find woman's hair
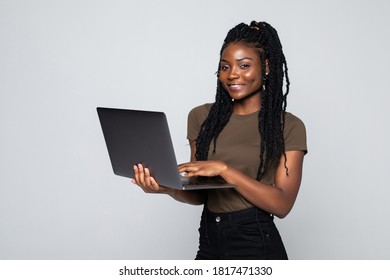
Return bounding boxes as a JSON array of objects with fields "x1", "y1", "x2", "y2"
[{"x1": 195, "y1": 21, "x2": 290, "y2": 180}]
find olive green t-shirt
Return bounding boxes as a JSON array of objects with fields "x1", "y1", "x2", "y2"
[{"x1": 187, "y1": 103, "x2": 307, "y2": 213}]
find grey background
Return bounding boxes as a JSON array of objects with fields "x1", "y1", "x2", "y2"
[{"x1": 1, "y1": 0, "x2": 389, "y2": 259}]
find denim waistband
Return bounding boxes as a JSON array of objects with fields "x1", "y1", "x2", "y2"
[{"x1": 204, "y1": 206, "x2": 273, "y2": 223}]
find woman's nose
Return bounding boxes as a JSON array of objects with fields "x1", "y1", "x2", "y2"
[{"x1": 227, "y1": 68, "x2": 239, "y2": 80}]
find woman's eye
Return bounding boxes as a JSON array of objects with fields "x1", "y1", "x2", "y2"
[
  {"x1": 220, "y1": 65, "x2": 229, "y2": 71},
  {"x1": 240, "y1": 64, "x2": 250, "y2": 69}
]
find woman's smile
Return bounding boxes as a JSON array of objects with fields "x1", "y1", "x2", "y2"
[{"x1": 227, "y1": 84, "x2": 245, "y2": 90}]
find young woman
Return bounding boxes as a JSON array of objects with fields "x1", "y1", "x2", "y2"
[{"x1": 132, "y1": 21, "x2": 307, "y2": 259}]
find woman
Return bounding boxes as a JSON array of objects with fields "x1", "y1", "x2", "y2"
[{"x1": 132, "y1": 21, "x2": 307, "y2": 259}]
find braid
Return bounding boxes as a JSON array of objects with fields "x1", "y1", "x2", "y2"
[
  {"x1": 196, "y1": 21, "x2": 290, "y2": 180},
  {"x1": 195, "y1": 79, "x2": 233, "y2": 160}
]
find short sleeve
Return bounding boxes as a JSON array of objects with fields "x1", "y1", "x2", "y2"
[
  {"x1": 187, "y1": 103, "x2": 213, "y2": 141},
  {"x1": 283, "y1": 112, "x2": 308, "y2": 154}
]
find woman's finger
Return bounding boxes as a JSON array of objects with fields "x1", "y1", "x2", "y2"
[
  {"x1": 144, "y1": 167, "x2": 152, "y2": 188},
  {"x1": 137, "y1": 163, "x2": 145, "y2": 186},
  {"x1": 178, "y1": 163, "x2": 199, "y2": 173},
  {"x1": 133, "y1": 164, "x2": 147, "y2": 189},
  {"x1": 133, "y1": 165, "x2": 140, "y2": 183}
]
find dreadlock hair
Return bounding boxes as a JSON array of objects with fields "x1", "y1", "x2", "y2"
[{"x1": 195, "y1": 21, "x2": 290, "y2": 180}]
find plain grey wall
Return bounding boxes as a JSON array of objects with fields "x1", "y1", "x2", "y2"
[{"x1": 1, "y1": 0, "x2": 389, "y2": 259}]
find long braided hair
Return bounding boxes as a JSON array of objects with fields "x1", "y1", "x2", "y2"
[{"x1": 195, "y1": 21, "x2": 290, "y2": 180}]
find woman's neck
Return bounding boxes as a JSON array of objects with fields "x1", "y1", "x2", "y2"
[{"x1": 232, "y1": 97, "x2": 262, "y2": 115}]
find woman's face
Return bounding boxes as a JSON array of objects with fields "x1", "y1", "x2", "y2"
[{"x1": 219, "y1": 42, "x2": 263, "y2": 103}]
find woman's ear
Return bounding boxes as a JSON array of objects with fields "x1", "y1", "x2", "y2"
[{"x1": 265, "y1": 59, "x2": 270, "y2": 75}]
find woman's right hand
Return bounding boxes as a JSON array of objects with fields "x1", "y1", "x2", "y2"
[
  {"x1": 131, "y1": 163, "x2": 171, "y2": 194},
  {"x1": 131, "y1": 163, "x2": 206, "y2": 205}
]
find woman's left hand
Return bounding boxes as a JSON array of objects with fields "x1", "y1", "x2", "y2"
[{"x1": 178, "y1": 160, "x2": 228, "y2": 177}]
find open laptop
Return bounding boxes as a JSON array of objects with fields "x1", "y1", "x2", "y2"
[{"x1": 97, "y1": 107, "x2": 235, "y2": 190}]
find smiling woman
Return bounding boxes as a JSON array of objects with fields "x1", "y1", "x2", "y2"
[
  {"x1": 132, "y1": 21, "x2": 307, "y2": 260},
  {"x1": 219, "y1": 42, "x2": 264, "y2": 114}
]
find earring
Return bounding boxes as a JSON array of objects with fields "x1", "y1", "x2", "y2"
[
  {"x1": 232, "y1": 98, "x2": 235, "y2": 102},
  {"x1": 263, "y1": 72, "x2": 268, "y2": 91}
]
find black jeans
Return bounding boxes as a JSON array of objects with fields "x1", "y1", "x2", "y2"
[{"x1": 195, "y1": 206, "x2": 288, "y2": 260}]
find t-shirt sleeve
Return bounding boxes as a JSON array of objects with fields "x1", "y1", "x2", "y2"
[
  {"x1": 187, "y1": 104, "x2": 212, "y2": 141},
  {"x1": 284, "y1": 113, "x2": 308, "y2": 154}
]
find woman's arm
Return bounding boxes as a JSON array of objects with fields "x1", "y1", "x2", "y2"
[
  {"x1": 131, "y1": 141, "x2": 207, "y2": 205},
  {"x1": 178, "y1": 150, "x2": 305, "y2": 218}
]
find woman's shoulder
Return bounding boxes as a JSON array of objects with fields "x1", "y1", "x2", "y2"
[
  {"x1": 283, "y1": 112, "x2": 307, "y2": 153},
  {"x1": 188, "y1": 103, "x2": 213, "y2": 119},
  {"x1": 187, "y1": 103, "x2": 213, "y2": 140},
  {"x1": 284, "y1": 112, "x2": 305, "y2": 128}
]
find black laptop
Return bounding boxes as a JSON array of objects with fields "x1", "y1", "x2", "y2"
[{"x1": 97, "y1": 107, "x2": 235, "y2": 190}]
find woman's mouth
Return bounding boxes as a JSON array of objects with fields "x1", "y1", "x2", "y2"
[{"x1": 227, "y1": 84, "x2": 245, "y2": 90}]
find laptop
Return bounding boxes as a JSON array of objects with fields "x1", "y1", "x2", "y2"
[{"x1": 97, "y1": 107, "x2": 235, "y2": 190}]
